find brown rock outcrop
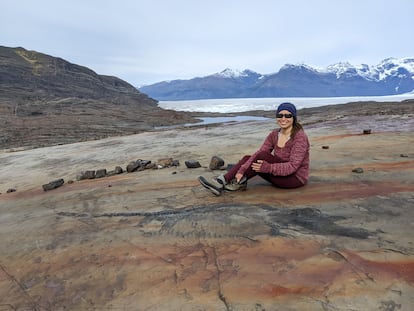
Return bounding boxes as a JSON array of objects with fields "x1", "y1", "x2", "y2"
[{"x1": 0, "y1": 46, "x2": 197, "y2": 150}]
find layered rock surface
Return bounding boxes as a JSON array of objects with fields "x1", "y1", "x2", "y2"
[{"x1": 0, "y1": 102, "x2": 413, "y2": 310}]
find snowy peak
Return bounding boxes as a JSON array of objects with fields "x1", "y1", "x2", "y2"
[
  {"x1": 326, "y1": 58, "x2": 414, "y2": 81},
  {"x1": 325, "y1": 62, "x2": 376, "y2": 80},
  {"x1": 279, "y1": 63, "x2": 318, "y2": 73},
  {"x1": 214, "y1": 68, "x2": 260, "y2": 79},
  {"x1": 326, "y1": 62, "x2": 359, "y2": 78},
  {"x1": 377, "y1": 57, "x2": 414, "y2": 71},
  {"x1": 374, "y1": 57, "x2": 414, "y2": 80}
]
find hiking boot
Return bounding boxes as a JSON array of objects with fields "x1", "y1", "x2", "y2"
[
  {"x1": 224, "y1": 176, "x2": 247, "y2": 191},
  {"x1": 215, "y1": 174, "x2": 227, "y2": 186},
  {"x1": 198, "y1": 176, "x2": 224, "y2": 196}
]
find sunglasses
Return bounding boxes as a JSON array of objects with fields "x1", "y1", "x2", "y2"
[{"x1": 276, "y1": 113, "x2": 293, "y2": 119}]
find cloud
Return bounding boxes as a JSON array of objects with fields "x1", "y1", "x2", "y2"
[{"x1": 1, "y1": 0, "x2": 413, "y2": 85}]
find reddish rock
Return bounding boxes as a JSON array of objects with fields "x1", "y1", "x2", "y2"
[{"x1": 0, "y1": 102, "x2": 413, "y2": 310}]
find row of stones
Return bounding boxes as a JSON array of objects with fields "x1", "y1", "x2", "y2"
[{"x1": 2, "y1": 156, "x2": 226, "y2": 194}]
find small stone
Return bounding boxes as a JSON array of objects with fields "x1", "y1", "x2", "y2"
[
  {"x1": 77, "y1": 170, "x2": 95, "y2": 180},
  {"x1": 352, "y1": 167, "x2": 364, "y2": 174},
  {"x1": 85, "y1": 170, "x2": 96, "y2": 179},
  {"x1": 322, "y1": 145, "x2": 330, "y2": 149},
  {"x1": 126, "y1": 161, "x2": 140, "y2": 172},
  {"x1": 185, "y1": 160, "x2": 201, "y2": 168},
  {"x1": 42, "y1": 178, "x2": 64, "y2": 191},
  {"x1": 139, "y1": 160, "x2": 152, "y2": 167},
  {"x1": 209, "y1": 156, "x2": 225, "y2": 170},
  {"x1": 157, "y1": 158, "x2": 174, "y2": 168},
  {"x1": 145, "y1": 163, "x2": 157, "y2": 169},
  {"x1": 95, "y1": 169, "x2": 107, "y2": 178},
  {"x1": 108, "y1": 166, "x2": 124, "y2": 176}
]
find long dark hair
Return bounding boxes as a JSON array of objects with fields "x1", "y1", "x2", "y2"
[{"x1": 291, "y1": 116, "x2": 303, "y2": 138}]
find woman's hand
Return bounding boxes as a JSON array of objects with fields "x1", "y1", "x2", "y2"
[
  {"x1": 235, "y1": 173, "x2": 244, "y2": 183},
  {"x1": 251, "y1": 160, "x2": 264, "y2": 172}
]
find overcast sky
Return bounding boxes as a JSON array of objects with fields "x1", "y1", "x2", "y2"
[{"x1": 1, "y1": 0, "x2": 413, "y2": 86}]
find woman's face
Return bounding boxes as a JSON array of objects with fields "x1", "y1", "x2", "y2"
[{"x1": 276, "y1": 109, "x2": 294, "y2": 130}]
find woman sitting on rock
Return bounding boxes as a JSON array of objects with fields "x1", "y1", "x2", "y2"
[{"x1": 198, "y1": 102, "x2": 310, "y2": 196}]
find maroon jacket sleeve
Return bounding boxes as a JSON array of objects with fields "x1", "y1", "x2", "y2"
[{"x1": 237, "y1": 130, "x2": 277, "y2": 175}]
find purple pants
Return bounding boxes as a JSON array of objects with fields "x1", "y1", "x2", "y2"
[{"x1": 224, "y1": 151, "x2": 304, "y2": 189}]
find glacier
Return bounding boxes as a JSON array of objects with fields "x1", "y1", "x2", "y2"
[{"x1": 159, "y1": 94, "x2": 414, "y2": 113}]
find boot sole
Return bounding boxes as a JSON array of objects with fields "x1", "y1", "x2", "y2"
[{"x1": 198, "y1": 176, "x2": 222, "y2": 196}]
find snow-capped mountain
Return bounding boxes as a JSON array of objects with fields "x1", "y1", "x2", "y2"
[
  {"x1": 324, "y1": 57, "x2": 414, "y2": 81},
  {"x1": 213, "y1": 68, "x2": 261, "y2": 79},
  {"x1": 325, "y1": 62, "x2": 365, "y2": 79},
  {"x1": 139, "y1": 58, "x2": 414, "y2": 100}
]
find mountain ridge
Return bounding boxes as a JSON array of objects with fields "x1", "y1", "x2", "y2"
[
  {"x1": 0, "y1": 46, "x2": 196, "y2": 150},
  {"x1": 0, "y1": 45, "x2": 154, "y2": 103},
  {"x1": 139, "y1": 57, "x2": 414, "y2": 100}
]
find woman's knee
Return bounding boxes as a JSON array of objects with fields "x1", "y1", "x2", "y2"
[
  {"x1": 237, "y1": 155, "x2": 252, "y2": 170},
  {"x1": 254, "y1": 151, "x2": 274, "y2": 162}
]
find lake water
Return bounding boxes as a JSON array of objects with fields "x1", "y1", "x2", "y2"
[
  {"x1": 186, "y1": 115, "x2": 271, "y2": 126},
  {"x1": 158, "y1": 94, "x2": 414, "y2": 113}
]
